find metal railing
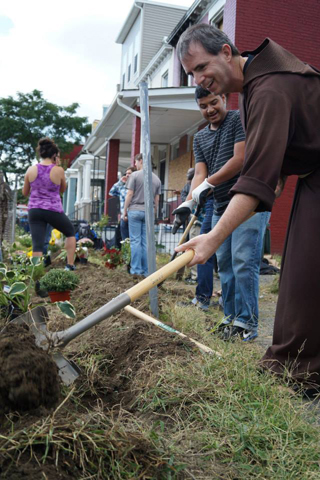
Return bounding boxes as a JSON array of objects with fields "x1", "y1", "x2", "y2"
[{"x1": 68, "y1": 189, "x2": 186, "y2": 254}]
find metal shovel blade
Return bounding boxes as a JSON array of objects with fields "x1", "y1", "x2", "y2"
[{"x1": 10, "y1": 305, "x2": 81, "y2": 385}]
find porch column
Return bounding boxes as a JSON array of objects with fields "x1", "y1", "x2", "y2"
[
  {"x1": 104, "y1": 139, "x2": 120, "y2": 215},
  {"x1": 83, "y1": 159, "x2": 92, "y2": 202},
  {"x1": 130, "y1": 106, "x2": 141, "y2": 165},
  {"x1": 65, "y1": 168, "x2": 77, "y2": 216},
  {"x1": 76, "y1": 168, "x2": 82, "y2": 206},
  {"x1": 82, "y1": 159, "x2": 92, "y2": 222}
]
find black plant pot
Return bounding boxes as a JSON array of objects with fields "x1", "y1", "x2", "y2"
[
  {"x1": 80, "y1": 258, "x2": 88, "y2": 264},
  {"x1": 35, "y1": 280, "x2": 49, "y2": 298}
]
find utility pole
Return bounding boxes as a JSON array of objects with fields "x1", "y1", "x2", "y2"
[{"x1": 139, "y1": 81, "x2": 159, "y2": 318}]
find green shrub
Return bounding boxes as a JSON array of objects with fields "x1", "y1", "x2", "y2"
[
  {"x1": 39, "y1": 268, "x2": 79, "y2": 292},
  {"x1": 97, "y1": 214, "x2": 109, "y2": 228},
  {"x1": 17, "y1": 234, "x2": 32, "y2": 248}
]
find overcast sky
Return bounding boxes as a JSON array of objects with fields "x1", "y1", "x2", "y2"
[{"x1": 0, "y1": 0, "x2": 193, "y2": 125}]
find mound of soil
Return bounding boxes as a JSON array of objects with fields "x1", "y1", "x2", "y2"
[
  {"x1": 73, "y1": 317, "x2": 195, "y2": 408},
  {"x1": 0, "y1": 324, "x2": 60, "y2": 413}
]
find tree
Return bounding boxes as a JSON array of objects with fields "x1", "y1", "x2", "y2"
[{"x1": 0, "y1": 90, "x2": 91, "y2": 180}]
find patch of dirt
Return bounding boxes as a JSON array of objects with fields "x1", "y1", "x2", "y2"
[
  {"x1": 0, "y1": 259, "x2": 233, "y2": 478},
  {"x1": 0, "y1": 323, "x2": 60, "y2": 414},
  {"x1": 70, "y1": 315, "x2": 195, "y2": 409}
]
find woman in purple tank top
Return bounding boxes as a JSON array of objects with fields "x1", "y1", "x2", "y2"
[{"x1": 22, "y1": 138, "x2": 76, "y2": 270}]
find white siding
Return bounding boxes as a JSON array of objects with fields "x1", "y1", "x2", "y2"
[
  {"x1": 149, "y1": 54, "x2": 171, "y2": 88},
  {"x1": 121, "y1": 13, "x2": 142, "y2": 88},
  {"x1": 141, "y1": 3, "x2": 186, "y2": 72}
]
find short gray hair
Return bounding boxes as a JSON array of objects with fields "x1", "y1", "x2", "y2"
[{"x1": 177, "y1": 24, "x2": 239, "y2": 61}]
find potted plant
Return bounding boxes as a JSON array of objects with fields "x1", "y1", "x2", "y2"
[{"x1": 39, "y1": 268, "x2": 79, "y2": 303}]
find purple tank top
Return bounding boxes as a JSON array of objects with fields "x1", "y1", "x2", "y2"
[{"x1": 28, "y1": 164, "x2": 64, "y2": 213}]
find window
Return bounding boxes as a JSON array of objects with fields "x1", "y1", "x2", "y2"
[
  {"x1": 122, "y1": 73, "x2": 125, "y2": 90},
  {"x1": 180, "y1": 64, "x2": 188, "y2": 86},
  {"x1": 216, "y1": 17, "x2": 223, "y2": 30},
  {"x1": 128, "y1": 64, "x2": 131, "y2": 82},
  {"x1": 134, "y1": 54, "x2": 138, "y2": 73},
  {"x1": 210, "y1": 12, "x2": 224, "y2": 30},
  {"x1": 161, "y1": 71, "x2": 168, "y2": 87}
]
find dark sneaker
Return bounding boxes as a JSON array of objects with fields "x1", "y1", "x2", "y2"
[
  {"x1": 223, "y1": 325, "x2": 258, "y2": 342},
  {"x1": 177, "y1": 297, "x2": 210, "y2": 312},
  {"x1": 190, "y1": 297, "x2": 210, "y2": 311},
  {"x1": 208, "y1": 322, "x2": 227, "y2": 335},
  {"x1": 43, "y1": 255, "x2": 51, "y2": 267},
  {"x1": 65, "y1": 264, "x2": 76, "y2": 271},
  {"x1": 184, "y1": 277, "x2": 197, "y2": 285}
]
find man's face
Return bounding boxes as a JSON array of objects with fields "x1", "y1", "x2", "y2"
[
  {"x1": 135, "y1": 159, "x2": 143, "y2": 170},
  {"x1": 181, "y1": 42, "x2": 234, "y2": 95},
  {"x1": 197, "y1": 93, "x2": 227, "y2": 127},
  {"x1": 125, "y1": 169, "x2": 133, "y2": 181}
]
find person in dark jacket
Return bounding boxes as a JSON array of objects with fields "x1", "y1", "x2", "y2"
[
  {"x1": 175, "y1": 23, "x2": 320, "y2": 397},
  {"x1": 180, "y1": 168, "x2": 195, "y2": 202}
]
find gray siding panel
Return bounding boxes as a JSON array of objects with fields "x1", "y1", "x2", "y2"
[{"x1": 141, "y1": 4, "x2": 186, "y2": 71}]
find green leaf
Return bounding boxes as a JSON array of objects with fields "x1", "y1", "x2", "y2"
[
  {"x1": 0, "y1": 268, "x2": 7, "y2": 277},
  {"x1": 56, "y1": 301, "x2": 76, "y2": 319},
  {"x1": 31, "y1": 257, "x2": 41, "y2": 266},
  {"x1": 6, "y1": 271, "x2": 16, "y2": 279},
  {"x1": 9, "y1": 282, "x2": 28, "y2": 295},
  {"x1": 0, "y1": 263, "x2": 6, "y2": 269}
]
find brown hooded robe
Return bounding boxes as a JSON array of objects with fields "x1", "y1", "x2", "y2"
[{"x1": 230, "y1": 39, "x2": 320, "y2": 386}]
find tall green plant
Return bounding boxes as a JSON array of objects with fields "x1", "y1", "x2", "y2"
[{"x1": 0, "y1": 257, "x2": 41, "y2": 313}]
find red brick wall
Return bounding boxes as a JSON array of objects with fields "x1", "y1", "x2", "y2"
[
  {"x1": 104, "y1": 139, "x2": 119, "y2": 215},
  {"x1": 223, "y1": 0, "x2": 320, "y2": 252}
]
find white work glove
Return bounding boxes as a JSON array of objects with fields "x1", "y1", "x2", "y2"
[
  {"x1": 171, "y1": 199, "x2": 195, "y2": 234},
  {"x1": 192, "y1": 179, "x2": 214, "y2": 207}
]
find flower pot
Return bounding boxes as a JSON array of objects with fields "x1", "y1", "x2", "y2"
[{"x1": 48, "y1": 291, "x2": 71, "y2": 303}]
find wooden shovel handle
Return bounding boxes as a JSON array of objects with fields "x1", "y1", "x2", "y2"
[
  {"x1": 124, "y1": 305, "x2": 221, "y2": 357},
  {"x1": 126, "y1": 249, "x2": 194, "y2": 302}
]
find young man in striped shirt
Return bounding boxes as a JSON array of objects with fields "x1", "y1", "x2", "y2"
[{"x1": 174, "y1": 86, "x2": 269, "y2": 341}]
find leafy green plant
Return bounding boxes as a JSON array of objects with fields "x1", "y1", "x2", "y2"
[
  {"x1": 120, "y1": 238, "x2": 131, "y2": 265},
  {"x1": 0, "y1": 257, "x2": 42, "y2": 314},
  {"x1": 17, "y1": 234, "x2": 32, "y2": 248},
  {"x1": 97, "y1": 214, "x2": 109, "y2": 229},
  {"x1": 102, "y1": 248, "x2": 123, "y2": 269},
  {"x1": 39, "y1": 268, "x2": 79, "y2": 292}
]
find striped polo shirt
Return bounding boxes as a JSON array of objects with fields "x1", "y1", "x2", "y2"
[{"x1": 193, "y1": 110, "x2": 245, "y2": 215}]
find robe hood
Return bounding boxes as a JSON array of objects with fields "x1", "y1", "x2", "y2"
[{"x1": 241, "y1": 38, "x2": 320, "y2": 87}]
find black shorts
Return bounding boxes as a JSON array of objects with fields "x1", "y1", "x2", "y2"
[{"x1": 28, "y1": 208, "x2": 75, "y2": 252}]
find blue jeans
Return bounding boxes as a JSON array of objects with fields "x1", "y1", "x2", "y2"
[
  {"x1": 195, "y1": 198, "x2": 216, "y2": 306},
  {"x1": 212, "y1": 211, "x2": 270, "y2": 332},
  {"x1": 128, "y1": 210, "x2": 148, "y2": 275},
  {"x1": 120, "y1": 218, "x2": 129, "y2": 241}
]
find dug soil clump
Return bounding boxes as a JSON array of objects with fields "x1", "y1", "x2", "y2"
[{"x1": 0, "y1": 324, "x2": 60, "y2": 413}]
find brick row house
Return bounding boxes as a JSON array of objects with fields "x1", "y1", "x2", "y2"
[{"x1": 66, "y1": 0, "x2": 320, "y2": 253}]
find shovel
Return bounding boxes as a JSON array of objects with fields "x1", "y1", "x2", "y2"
[
  {"x1": 11, "y1": 250, "x2": 195, "y2": 385},
  {"x1": 158, "y1": 204, "x2": 201, "y2": 288}
]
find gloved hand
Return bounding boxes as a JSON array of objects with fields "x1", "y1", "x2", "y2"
[
  {"x1": 192, "y1": 179, "x2": 214, "y2": 207},
  {"x1": 171, "y1": 199, "x2": 195, "y2": 234}
]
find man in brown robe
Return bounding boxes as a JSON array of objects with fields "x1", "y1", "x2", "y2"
[{"x1": 175, "y1": 24, "x2": 320, "y2": 396}]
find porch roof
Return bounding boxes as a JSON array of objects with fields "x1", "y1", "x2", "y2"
[{"x1": 82, "y1": 86, "x2": 203, "y2": 159}]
